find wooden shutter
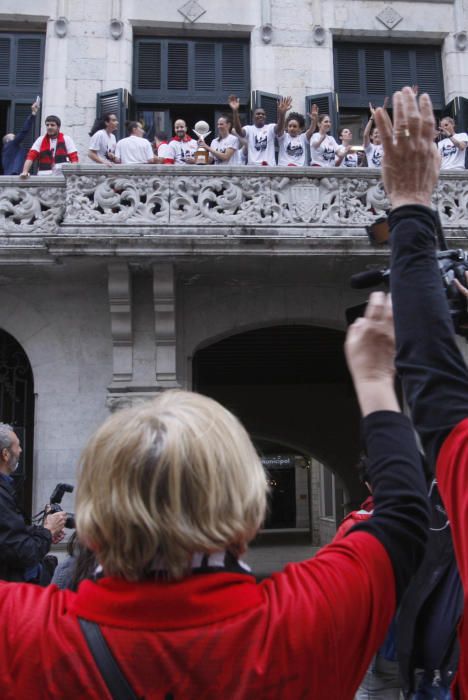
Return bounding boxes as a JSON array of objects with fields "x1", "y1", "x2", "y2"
[
  {"x1": 133, "y1": 37, "x2": 249, "y2": 104},
  {"x1": 222, "y1": 43, "x2": 248, "y2": 95},
  {"x1": 415, "y1": 48, "x2": 444, "y2": 109},
  {"x1": 0, "y1": 37, "x2": 10, "y2": 88},
  {"x1": 167, "y1": 42, "x2": 189, "y2": 91},
  {"x1": 389, "y1": 46, "x2": 413, "y2": 94},
  {"x1": 364, "y1": 46, "x2": 386, "y2": 96},
  {"x1": 136, "y1": 41, "x2": 161, "y2": 91},
  {"x1": 305, "y1": 92, "x2": 339, "y2": 137},
  {"x1": 96, "y1": 89, "x2": 132, "y2": 140},
  {"x1": 194, "y1": 42, "x2": 216, "y2": 92},
  {"x1": 252, "y1": 90, "x2": 280, "y2": 124},
  {"x1": 15, "y1": 37, "x2": 43, "y2": 90},
  {"x1": 334, "y1": 44, "x2": 360, "y2": 95}
]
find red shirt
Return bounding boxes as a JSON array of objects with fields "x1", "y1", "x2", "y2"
[
  {"x1": 436, "y1": 418, "x2": 468, "y2": 700},
  {"x1": 0, "y1": 531, "x2": 394, "y2": 699}
]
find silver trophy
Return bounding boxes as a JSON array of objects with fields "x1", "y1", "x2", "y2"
[{"x1": 193, "y1": 120, "x2": 212, "y2": 164}]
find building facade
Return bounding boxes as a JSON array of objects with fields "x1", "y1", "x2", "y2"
[{"x1": 1, "y1": 0, "x2": 468, "y2": 549}]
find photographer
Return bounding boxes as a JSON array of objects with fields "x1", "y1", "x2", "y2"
[
  {"x1": 374, "y1": 87, "x2": 468, "y2": 697},
  {"x1": 0, "y1": 423, "x2": 66, "y2": 583}
]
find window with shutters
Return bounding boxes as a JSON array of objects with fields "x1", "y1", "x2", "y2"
[
  {"x1": 334, "y1": 41, "x2": 444, "y2": 110},
  {"x1": 133, "y1": 37, "x2": 250, "y2": 104},
  {"x1": 0, "y1": 32, "x2": 45, "y2": 168}
]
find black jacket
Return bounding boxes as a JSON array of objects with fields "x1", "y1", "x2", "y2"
[{"x1": 0, "y1": 476, "x2": 52, "y2": 582}]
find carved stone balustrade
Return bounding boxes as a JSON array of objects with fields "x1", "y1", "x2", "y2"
[{"x1": 0, "y1": 165, "x2": 467, "y2": 262}]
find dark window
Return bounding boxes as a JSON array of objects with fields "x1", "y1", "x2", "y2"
[
  {"x1": 334, "y1": 41, "x2": 444, "y2": 110},
  {"x1": 134, "y1": 37, "x2": 250, "y2": 104}
]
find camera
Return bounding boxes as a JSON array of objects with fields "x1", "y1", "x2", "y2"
[
  {"x1": 47, "y1": 483, "x2": 76, "y2": 529},
  {"x1": 349, "y1": 217, "x2": 468, "y2": 337}
]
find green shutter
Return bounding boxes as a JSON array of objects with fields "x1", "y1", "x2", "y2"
[{"x1": 0, "y1": 37, "x2": 10, "y2": 88}]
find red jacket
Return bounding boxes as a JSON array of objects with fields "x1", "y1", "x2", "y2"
[
  {"x1": 0, "y1": 530, "x2": 394, "y2": 699},
  {"x1": 436, "y1": 418, "x2": 468, "y2": 700},
  {"x1": 333, "y1": 496, "x2": 374, "y2": 541}
]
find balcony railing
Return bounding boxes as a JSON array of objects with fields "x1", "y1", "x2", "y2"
[{"x1": 0, "y1": 165, "x2": 467, "y2": 260}]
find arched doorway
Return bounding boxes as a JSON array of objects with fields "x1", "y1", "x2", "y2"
[
  {"x1": 192, "y1": 324, "x2": 363, "y2": 541},
  {"x1": 0, "y1": 330, "x2": 35, "y2": 515}
]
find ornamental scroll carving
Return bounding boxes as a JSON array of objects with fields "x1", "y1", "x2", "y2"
[
  {"x1": 0, "y1": 186, "x2": 64, "y2": 233},
  {"x1": 0, "y1": 170, "x2": 467, "y2": 237}
]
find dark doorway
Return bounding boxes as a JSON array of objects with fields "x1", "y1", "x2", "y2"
[
  {"x1": 0, "y1": 330, "x2": 35, "y2": 515},
  {"x1": 193, "y1": 324, "x2": 362, "y2": 527}
]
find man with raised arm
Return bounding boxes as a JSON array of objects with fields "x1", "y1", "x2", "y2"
[
  {"x1": 375, "y1": 87, "x2": 468, "y2": 699},
  {"x1": 228, "y1": 94, "x2": 292, "y2": 166}
]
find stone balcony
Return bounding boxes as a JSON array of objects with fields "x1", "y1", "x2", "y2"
[{"x1": 0, "y1": 165, "x2": 467, "y2": 262}]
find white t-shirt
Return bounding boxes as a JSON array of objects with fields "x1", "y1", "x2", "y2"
[
  {"x1": 170, "y1": 137, "x2": 198, "y2": 164},
  {"x1": 244, "y1": 123, "x2": 277, "y2": 166},
  {"x1": 115, "y1": 135, "x2": 153, "y2": 164},
  {"x1": 210, "y1": 134, "x2": 241, "y2": 165},
  {"x1": 157, "y1": 142, "x2": 173, "y2": 162},
  {"x1": 438, "y1": 133, "x2": 468, "y2": 170},
  {"x1": 277, "y1": 133, "x2": 308, "y2": 166},
  {"x1": 30, "y1": 133, "x2": 78, "y2": 174},
  {"x1": 88, "y1": 129, "x2": 117, "y2": 160},
  {"x1": 310, "y1": 133, "x2": 338, "y2": 167},
  {"x1": 336, "y1": 148, "x2": 358, "y2": 168},
  {"x1": 365, "y1": 143, "x2": 383, "y2": 169}
]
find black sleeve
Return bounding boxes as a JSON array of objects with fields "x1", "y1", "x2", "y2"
[
  {"x1": 388, "y1": 205, "x2": 468, "y2": 468},
  {"x1": 0, "y1": 489, "x2": 51, "y2": 569},
  {"x1": 350, "y1": 411, "x2": 429, "y2": 602}
]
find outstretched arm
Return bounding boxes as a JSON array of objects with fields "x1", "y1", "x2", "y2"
[
  {"x1": 344, "y1": 292, "x2": 429, "y2": 600},
  {"x1": 275, "y1": 96, "x2": 292, "y2": 137},
  {"x1": 305, "y1": 103, "x2": 319, "y2": 141},
  {"x1": 228, "y1": 95, "x2": 246, "y2": 138}
]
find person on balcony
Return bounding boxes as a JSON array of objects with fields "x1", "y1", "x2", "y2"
[
  {"x1": 310, "y1": 113, "x2": 339, "y2": 167},
  {"x1": 87, "y1": 113, "x2": 118, "y2": 165},
  {"x1": 363, "y1": 103, "x2": 384, "y2": 169},
  {"x1": 437, "y1": 116, "x2": 468, "y2": 170},
  {"x1": 197, "y1": 115, "x2": 241, "y2": 165},
  {"x1": 228, "y1": 94, "x2": 291, "y2": 166},
  {"x1": 19, "y1": 114, "x2": 78, "y2": 177},
  {"x1": 154, "y1": 132, "x2": 173, "y2": 164},
  {"x1": 169, "y1": 119, "x2": 198, "y2": 164},
  {"x1": 1, "y1": 100, "x2": 39, "y2": 175},
  {"x1": 114, "y1": 121, "x2": 156, "y2": 164},
  {"x1": 276, "y1": 105, "x2": 318, "y2": 167},
  {"x1": 335, "y1": 127, "x2": 360, "y2": 168}
]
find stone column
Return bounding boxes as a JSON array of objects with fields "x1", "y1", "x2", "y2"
[{"x1": 153, "y1": 263, "x2": 179, "y2": 388}]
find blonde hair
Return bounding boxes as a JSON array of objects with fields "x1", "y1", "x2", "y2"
[{"x1": 76, "y1": 390, "x2": 267, "y2": 581}]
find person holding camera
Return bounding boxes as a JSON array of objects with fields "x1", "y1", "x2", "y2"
[
  {"x1": 374, "y1": 86, "x2": 468, "y2": 698},
  {"x1": 0, "y1": 423, "x2": 66, "y2": 583},
  {"x1": 437, "y1": 116, "x2": 468, "y2": 170}
]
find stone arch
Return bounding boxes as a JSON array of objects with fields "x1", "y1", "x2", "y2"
[
  {"x1": 192, "y1": 323, "x2": 365, "y2": 525},
  {"x1": 0, "y1": 329, "x2": 35, "y2": 514}
]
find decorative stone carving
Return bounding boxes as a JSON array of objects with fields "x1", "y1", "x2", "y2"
[
  {"x1": 107, "y1": 263, "x2": 133, "y2": 383},
  {"x1": 454, "y1": 31, "x2": 467, "y2": 51},
  {"x1": 110, "y1": 19, "x2": 124, "y2": 40},
  {"x1": 376, "y1": 6, "x2": 403, "y2": 29},
  {"x1": 312, "y1": 25, "x2": 326, "y2": 46},
  {"x1": 0, "y1": 185, "x2": 64, "y2": 233},
  {"x1": 0, "y1": 169, "x2": 467, "y2": 250},
  {"x1": 153, "y1": 264, "x2": 179, "y2": 386},
  {"x1": 64, "y1": 174, "x2": 170, "y2": 225},
  {"x1": 54, "y1": 16, "x2": 68, "y2": 38},
  {"x1": 178, "y1": 0, "x2": 206, "y2": 23}
]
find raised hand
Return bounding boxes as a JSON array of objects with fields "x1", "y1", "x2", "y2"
[
  {"x1": 278, "y1": 96, "x2": 292, "y2": 113},
  {"x1": 228, "y1": 94, "x2": 240, "y2": 112},
  {"x1": 374, "y1": 86, "x2": 441, "y2": 209}
]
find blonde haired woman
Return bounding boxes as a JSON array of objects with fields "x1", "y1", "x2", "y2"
[{"x1": 0, "y1": 312, "x2": 429, "y2": 699}]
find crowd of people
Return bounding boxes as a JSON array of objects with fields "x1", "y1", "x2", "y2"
[
  {"x1": 0, "y1": 86, "x2": 467, "y2": 698},
  {"x1": 1, "y1": 93, "x2": 467, "y2": 175}
]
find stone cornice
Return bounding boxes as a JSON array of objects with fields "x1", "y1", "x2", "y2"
[{"x1": 0, "y1": 165, "x2": 467, "y2": 262}]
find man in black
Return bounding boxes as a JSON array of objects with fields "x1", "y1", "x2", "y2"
[
  {"x1": 1, "y1": 100, "x2": 39, "y2": 175},
  {"x1": 0, "y1": 423, "x2": 66, "y2": 582}
]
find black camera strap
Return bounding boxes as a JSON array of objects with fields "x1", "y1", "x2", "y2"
[{"x1": 78, "y1": 617, "x2": 138, "y2": 700}]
